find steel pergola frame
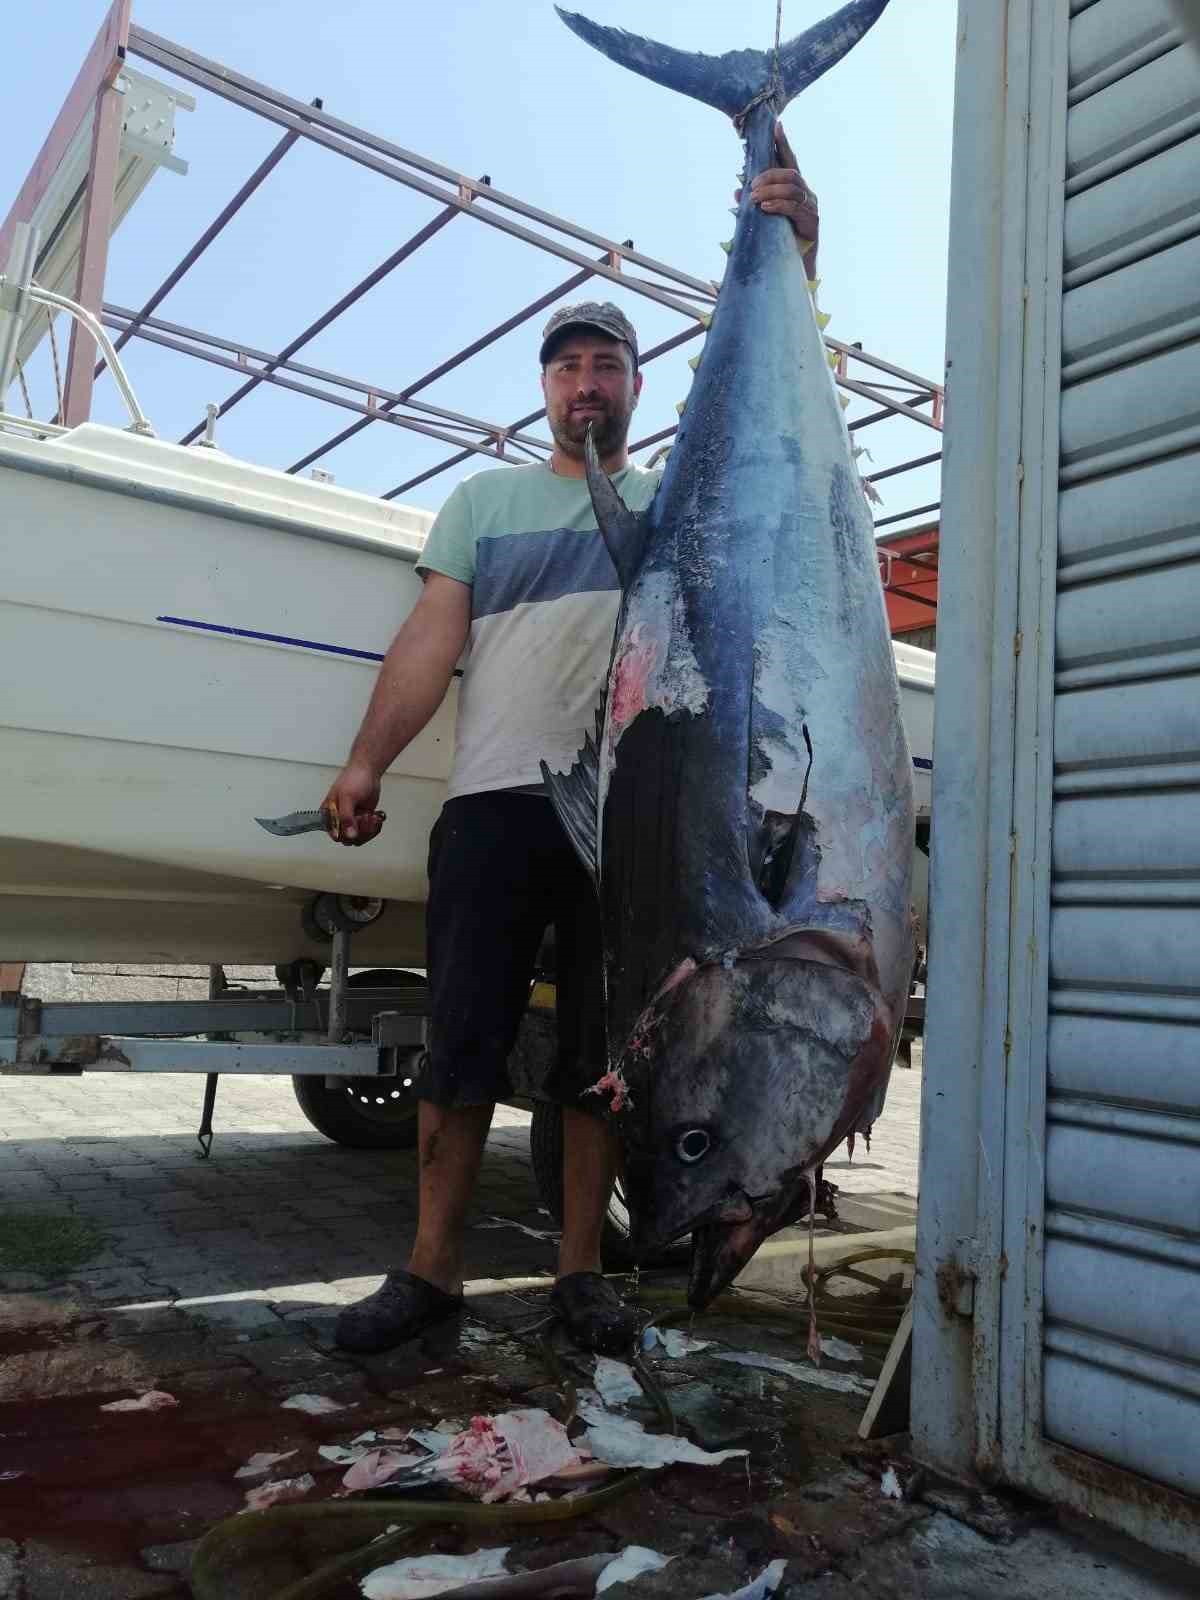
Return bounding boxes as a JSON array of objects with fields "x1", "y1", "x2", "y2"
[{"x1": 2, "y1": 0, "x2": 944, "y2": 571}]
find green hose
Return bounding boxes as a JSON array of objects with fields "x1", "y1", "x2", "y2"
[{"x1": 191, "y1": 1467, "x2": 650, "y2": 1600}]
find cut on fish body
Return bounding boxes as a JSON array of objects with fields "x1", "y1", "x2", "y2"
[{"x1": 547, "y1": 0, "x2": 911, "y2": 1307}]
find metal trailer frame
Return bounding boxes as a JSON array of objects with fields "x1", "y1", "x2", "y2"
[{"x1": 0, "y1": 2, "x2": 942, "y2": 1142}]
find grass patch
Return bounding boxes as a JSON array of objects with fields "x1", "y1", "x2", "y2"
[{"x1": 0, "y1": 1214, "x2": 109, "y2": 1277}]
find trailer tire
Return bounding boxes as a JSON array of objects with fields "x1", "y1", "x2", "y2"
[
  {"x1": 292, "y1": 969, "x2": 426, "y2": 1149},
  {"x1": 528, "y1": 1101, "x2": 690, "y2": 1269}
]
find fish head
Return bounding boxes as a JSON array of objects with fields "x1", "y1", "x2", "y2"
[{"x1": 618, "y1": 948, "x2": 892, "y2": 1306}]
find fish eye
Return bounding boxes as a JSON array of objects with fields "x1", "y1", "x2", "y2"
[{"x1": 676, "y1": 1128, "x2": 711, "y2": 1164}]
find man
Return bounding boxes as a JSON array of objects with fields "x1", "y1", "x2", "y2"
[{"x1": 323, "y1": 135, "x2": 819, "y2": 1355}]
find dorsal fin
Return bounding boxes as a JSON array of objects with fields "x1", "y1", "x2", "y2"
[{"x1": 583, "y1": 423, "x2": 648, "y2": 590}]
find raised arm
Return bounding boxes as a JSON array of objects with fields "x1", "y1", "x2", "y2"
[{"x1": 323, "y1": 571, "x2": 471, "y2": 845}]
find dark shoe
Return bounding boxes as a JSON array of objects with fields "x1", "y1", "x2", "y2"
[
  {"x1": 550, "y1": 1271, "x2": 640, "y2": 1356},
  {"x1": 334, "y1": 1269, "x2": 463, "y2": 1354}
]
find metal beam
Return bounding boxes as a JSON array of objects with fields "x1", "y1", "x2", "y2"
[
  {"x1": 94, "y1": 109, "x2": 316, "y2": 383},
  {"x1": 839, "y1": 376, "x2": 943, "y2": 433},
  {"x1": 287, "y1": 259, "x2": 603, "y2": 477},
  {"x1": 177, "y1": 197, "x2": 469, "y2": 444},
  {"x1": 0, "y1": 1036, "x2": 391, "y2": 1075},
  {"x1": 383, "y1": 320, "x2": 707, "y2": 500},
  {"x1": 104, "y1": 302, "x2": 551, "y2": 452},
  {"x1": 61, "y1": 71, "x2": 126, "y2": 424},
  {"x1": 0, "y1": 0, "x2": 131, "y2": 267},
  {"x1": 100, "y1": 310, "x2": 530, "y2": 466},
  {"x1": 127, "y1": 26, "x2": 719, "y2": 302},
  {"x1": 127, "y1": 28, "x2": 711, "y2": 326},
  {"x1": 874, "y1": 501, "x2": 941, "y2": 529},
  {"x1": 866, "y1": 450, "x2": 942, "y2": 486},
  {"x1": 884, "y1": 585, "x2": 938, "y2": 610},
  {"x1": 8, "y1": 989, "x2": 427, "y2": 1039}
]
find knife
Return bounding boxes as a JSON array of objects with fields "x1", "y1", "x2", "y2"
[{"x1": 254, "y1": 808, "x2": 386, "y2": 840}]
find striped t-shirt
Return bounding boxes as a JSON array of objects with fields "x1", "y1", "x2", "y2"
[{"x1": 416, "y1": 460, "x2": 661, "y2": 799}]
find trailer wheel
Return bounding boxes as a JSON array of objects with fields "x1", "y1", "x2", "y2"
[
  {"x1": 529, "y1": 1101, "x2": 689, "y2": 1269},
  {"x1": 292, "y1": 969, "x2": 426, "y2": 1149}
]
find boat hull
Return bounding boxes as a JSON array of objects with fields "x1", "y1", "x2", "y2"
[{"x1": 1, "y1": 424, "x2": 932, "y2": 965}]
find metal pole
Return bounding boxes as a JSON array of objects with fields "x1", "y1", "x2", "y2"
[
  {"x1": 61, "y1": 74, "x2": 126, "y2": 426},
  {"x1": 31, "y1": 286, "x2": 154, "y2": 433},
  {"x1": 327, "y1": 930, "x2": 351, "y2": 1043},
  {"x1": 0, "y1": 223, "x2": 40, "y2": 406}
]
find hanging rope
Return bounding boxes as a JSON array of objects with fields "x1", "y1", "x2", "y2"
[
  {"x1": 47, "y1": 315, "x2": 64, "y2": 418},
  {"x1": 14, "y1": 360, "x2": 34, "y2": 420},
  {"x1": 735, "y1": 0, "x2": 786, "y2": 129}
]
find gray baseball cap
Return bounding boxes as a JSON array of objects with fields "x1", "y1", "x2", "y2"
[{"x1": 539, "y1": 300, "x2": 640, "y2": 367}]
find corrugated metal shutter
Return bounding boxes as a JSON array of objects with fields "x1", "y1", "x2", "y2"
[
  {"x1": 913, "y1": 0, "x2": 1200, "y2": 1559},
  {"x1": 1046, "y1": 0, "x2": 1200, "y2": 1497}
]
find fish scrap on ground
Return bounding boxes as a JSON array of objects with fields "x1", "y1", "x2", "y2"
[
  {"x1": 281, "y1": 1392, "x2": 353, "y2": 1415},
  {"x1": 356, "y1": 1548, "x2": 788, "y2": 1599},
  {"x1": 99, "y1": 1389, "x2": 178, "y2": 1412},
  {"x1": 545, "y1": 0, "x2": 914, "y2": 1309},
  {"x1": 642, "y1": 1327, "x2": 714, "y2": 1358},
  {"x1": 235, "y1": 1449, "x2": 298, "y2": 1479},
  {"x1": 592, "y1": 1354, "x2": 642, "y2": 1407},
  {"x1": 575, "y1": 1395, "x2": 748, "y2": 1471},
  {"x1": 712, "y1": 1349, "x2": 872, "y2": 1396},
  {"x1": 242, "y1": 1472, "x2": 316, "y2": 1512}
]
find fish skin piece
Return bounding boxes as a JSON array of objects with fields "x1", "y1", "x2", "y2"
[
  {"x1": 99, "y1": 1390, "x2": 178, "y2": 1412},
  {"x1": 701, "y1": 1559, "x2": 790, "y2": 1600},
  {"x1": 241, "y1": 1473, "x2": 315, "y2": 1512},
  {"x1": 280, "y1": 1392, "x2": 350, "y2": 1415},
  {"x1": 548, "y1": 1, "x2": 910, "y2": 1310}
]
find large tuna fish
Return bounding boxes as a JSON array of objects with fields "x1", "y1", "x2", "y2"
[{"x1": 543, "y1": 0, "x2": 914, "y2": 1307}]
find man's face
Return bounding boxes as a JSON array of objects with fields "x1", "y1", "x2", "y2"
[{"x1": 541, "y1": 332, "x2": 643, "y2": 460}]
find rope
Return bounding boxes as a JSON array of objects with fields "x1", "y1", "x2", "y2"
[
  {"x1": 14, "y1": 360, "x2": 34, "y2": 419},
  {"x1": 735, "y1": 0, "x2": 786, "y2": 130},
  {"x1": 47, "y1": 315, "x2": 64, "y2": 416}
]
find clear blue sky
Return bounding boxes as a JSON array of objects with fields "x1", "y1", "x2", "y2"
[{"x1": 4, "y1": 0, "x2": 955, "y2": 522}]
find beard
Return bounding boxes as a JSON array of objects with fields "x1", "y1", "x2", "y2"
[{"x1": 548, "y1": 395, "x2": 634, "y2": 460}]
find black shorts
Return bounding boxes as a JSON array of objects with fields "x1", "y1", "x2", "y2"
[{"x1": 422, "y1": 791, "x2": 605, "y2": 1111}]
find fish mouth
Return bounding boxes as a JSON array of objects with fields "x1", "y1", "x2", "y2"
[
  {"x1": 687, "y1": 1210, "x2": 773, "y2": 1309},
  {"x1": 627, "y1": 1184, "x2": 769, "y2": 1308}
]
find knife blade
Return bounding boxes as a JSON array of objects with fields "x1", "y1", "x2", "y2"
[{"x1": 255, "y1": 809, "x2": 331, "y2": 838}]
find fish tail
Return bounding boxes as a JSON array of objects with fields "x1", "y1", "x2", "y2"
[{"x1": 555, "y1": 1, "x2": 889, "y2": 121}]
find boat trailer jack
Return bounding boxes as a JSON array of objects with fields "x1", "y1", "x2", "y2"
[{"x1": 193, "y1": 931, "x2": 357, "y2": 1157}]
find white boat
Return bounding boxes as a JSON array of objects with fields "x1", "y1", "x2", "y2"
[{"x1": 1, "y1": 419, "x2": 934, "y2": 967}]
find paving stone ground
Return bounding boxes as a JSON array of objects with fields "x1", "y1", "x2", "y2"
[
  {"x1": 1, "y1": 1028, "x2": 1189, "y2": 1598},
  {"x1": 0, "y1": 983, "x2": 925, "y2": 1599},
  {"x1": 0, "y1": 997, "x2": 923, "y2": 1334}
]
